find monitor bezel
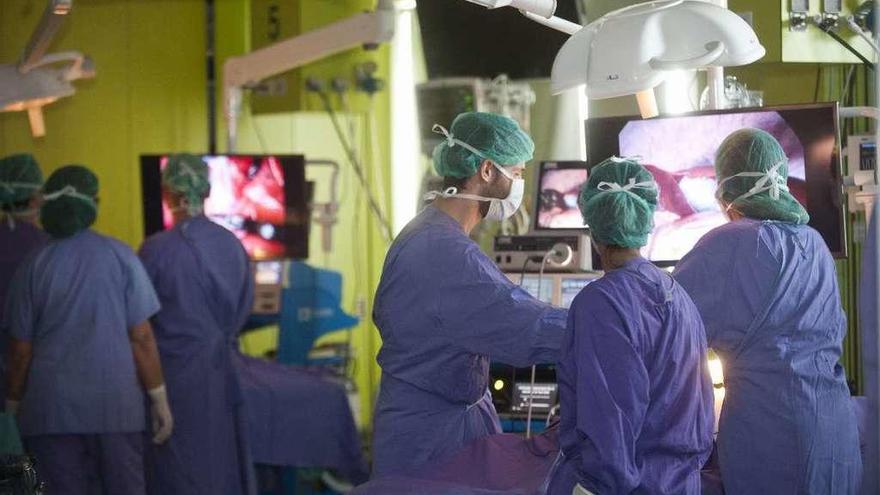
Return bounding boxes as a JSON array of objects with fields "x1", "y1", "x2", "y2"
[
  {"x1": 531, "y1": 160, "x2": 591, "y2": 234},
  {"x1": 140, "y1": 154, "x2": 309, "y2": 260},
  {"x1": 584, "y1": 102, "x2": 847, "y2": 265}
]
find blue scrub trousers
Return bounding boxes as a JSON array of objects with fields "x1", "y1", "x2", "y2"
[{"x1": 25, "y1": 432, "x2": 144, "y2": 495}]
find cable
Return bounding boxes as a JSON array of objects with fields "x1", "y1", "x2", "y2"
[
  {"x1": 519, "y1": 256, "x2": 531, "y2": 286},
  {"x1": 818, "y1": 24, "x2": 875, "y2": 69},
  {"x1": 525, "y1": 250, "x2": 554, "y2": 439},
  {"x1": 367, "y1": 97, "x2": 389, "y2": 225},
  {"x1": 847, "y1": 15, "x2": 880, "y2": 56},
  {"x1": 315, "y1": 90, "x2": 393, "y2": 241},
  {"x1": 249, "y1": 105, "x2": 269, "y2": 154}
]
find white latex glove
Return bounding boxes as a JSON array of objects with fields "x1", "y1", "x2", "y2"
[
  {"x1": 4, "y1": 400, "x2": 19, "y2": 416},
  {"x1": 147, "y1": 385, "x2": 173, "y2": 444}
]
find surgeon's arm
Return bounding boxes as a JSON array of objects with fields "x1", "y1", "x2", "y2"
[
  {"x1": 130, "y1": 320, "x2": 174, "y2": 444},
  {"x1": 440, "y1": 246, "x2": 567, "y2": 367},
  {"x1": 569, "y1": 293, "x2": 648, "y2": 494},
  {"x1": 4, "y1": 265, "x2": 35, "y2": 413},
  {"x1": 129, "y1": 321, "x2": 164, "y2": 390},
  {"x1": 6, "y1": 338, "x2": 33, "y2": 408}
]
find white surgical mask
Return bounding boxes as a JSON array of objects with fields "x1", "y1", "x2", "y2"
[{"x1": 425, "y1": 162, "x2": 524, "y2": 221}]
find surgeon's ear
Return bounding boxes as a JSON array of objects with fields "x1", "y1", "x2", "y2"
[{"x1": 479, "y1": 160, "x2": 495, "y2": 183}]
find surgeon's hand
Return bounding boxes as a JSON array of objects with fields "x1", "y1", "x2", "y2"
[{"x1": 148, "y1": 385, "x2": 174, "y2": 444}]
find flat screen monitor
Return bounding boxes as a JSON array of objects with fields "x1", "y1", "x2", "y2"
[
  {"x1": 141, "y1": 154, "x2": 309, "y2": 260},
  {"x1": 533, "y1": 161, "x2": 590, "y2": 231},
  {"x1": 514, "y1": 274, "x2": 555, "y2": 305},
  {"x1": 510, "y1": 382, "x2": 558, "y2": 415},
  {"x1": 586, "y1": 103, "x2": 845, "y2": 265}
]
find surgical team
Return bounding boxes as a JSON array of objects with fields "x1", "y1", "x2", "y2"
[
  {"x1": 1, "y1": 155, "x2": 252, "y2": 494},
  {"x1": 0, "y1": 111, "x2": 863, "y2": 494}
]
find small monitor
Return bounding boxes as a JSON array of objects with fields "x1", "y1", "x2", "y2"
[
  {"x1": 141, "y1": 154, "x2": 309, "y2": 260},
  {"x1": 587, "y1": 103, "x2": 845, "y2": 264},
  {"x1": 512, "y1": 274, "x2": 555, "y2": 305},
  {"x1": 510, "y1": 382, "x2": 558, "y2": 415},
  {"x1": 254, "y1": 261, "x2": 284, "y2": 286},
  {"x1": 533, "y1": 161, "x2": 590, "y2": 231},
  {"x1": 559, "y1": 276, "x2": 599, "y2": 309}
]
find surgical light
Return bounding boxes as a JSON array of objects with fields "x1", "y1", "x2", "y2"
[
  {"x1": 463, "y1": 0, "x2": 558, "y2": 19},
  {"x1": 0, "y1": 0, "x2": 95, "y2": 137},
  {"x1": 551, "y1": 1, "x2": 765, "y2": 117},
  {"x1": 465, "y1": 0, "x2": 765, "y2": 118}
]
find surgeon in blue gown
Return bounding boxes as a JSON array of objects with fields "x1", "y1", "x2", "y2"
[
  {"x1": 371, "y1": 112, "x2": 567, "y2": 478},
  {"x1": 674, "y1": 129, "x2": 862, "y2": 494},
  {"x1": 548, "y1": 157, "x2": 714, "y2": 495},
  {"x1": 0, "y1": 154, "x2": 48, "y2": 401},
  {"x1": 139, "y1": 154, "x2": 256, "y2": 495},
  {"x1": 5, "y1": 165, "x2": 173, "y2": 495}
]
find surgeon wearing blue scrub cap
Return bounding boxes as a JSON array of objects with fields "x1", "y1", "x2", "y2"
[
  {"x1": 370, "y1": 112, "x2": 567, "y2": 478},
  {"x1": 675, "y1": 129, "x2": 862, "y2": 494}
]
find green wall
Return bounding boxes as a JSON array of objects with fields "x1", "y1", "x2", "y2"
[
  {"x1": 0, "y1": 0, "x2": 208, "y2": 247},
  {"x1": 0, "y1": 0, "x2": 393, "y2": 428}
]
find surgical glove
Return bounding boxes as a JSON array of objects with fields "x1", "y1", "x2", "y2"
[
  {"x1": 148, "y1": 385, "x2": 174, "y2": 444},
  {"x1": 4, "y1": 400, "x2": 19, "y2": 416}
]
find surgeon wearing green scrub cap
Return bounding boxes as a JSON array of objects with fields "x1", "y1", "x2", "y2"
[
  {"x1": 162, "y1": 154, "x2": 210, "y2": 222},
  {"x1": 0, "y1": 153, "x2": 43, "y2": 224},
  {"x1": 426, "y1": 111, "x2": 534, "y2": 230},
  {"x1": 579, "y1": 157, "x2": 658, "y2": 270},
  {"x1": 370, "y1": 112, "x2": 568, "y2": 478},
  {"x1": 714, "y1": 127, "x2": 809, "y2": 224},
  {"x1": 41, "y1": 165, "x2": 99, "y2": 239}
]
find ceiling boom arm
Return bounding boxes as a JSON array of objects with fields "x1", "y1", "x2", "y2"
[
  {"x1": 223, "y1": 0, "x2": 395, "y2": 151},
  {"x1": 19, "y1": 0, "x2": 73, "y2": 73}
]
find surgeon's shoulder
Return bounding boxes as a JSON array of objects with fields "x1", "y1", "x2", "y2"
[
  {"x1": 687, "y1": 219, "x2": 761, "y2": 258},
  {"x1": 569, "y1": 277, "x2": 615, "y2": 315},
  {"x1": 139, "y1": 228, "x2": 175, "y2": 255},
  {"x1": 93, "y1": 231, "x2": 141, "y2": 263}
]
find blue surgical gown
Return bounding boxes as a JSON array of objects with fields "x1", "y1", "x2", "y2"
[
  {"x1": 860, "y1": 203, "x2": 878, "y2": 495},
  {"x1": 371, "y1": 206, "x2": 567, "y2": 478},
  {"x1": 139, "y1": 216, "x2": 255, "y2": 495},
  {"x1": 0, "y1": 221, "x2": 47, "y2": 400},
  {"x1": 4, "y1": 229, "x2": 160, "y2": 436},
  {"x1": 549, "y1": 258, "x2": 714, "y2": 495},
  {"x1": 674, "y1": 219, "x2": 862, "y2": 494},
  {"x1": 0, "y1": 221, "x2": 47, "y2": 325}
]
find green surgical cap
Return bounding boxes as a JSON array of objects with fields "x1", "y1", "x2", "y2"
[
  {"x1": 579, "y1": 157, "x2": 658, "y2": 249},
  {"x1": 432, "y1": 112, "x2": 535, "y2": 179},
  {"x1": 0, "y1": 154, "x2": 42, "y2": 210},
  {"x1": 715, "y1": 128, "x2": 809, "y2": 225},
  {"x1": 41, "y1": 165, "x2": 98, "y2": 239},
  {"x1": 162, "y1": 154, "x2": 210, "y2": 215}
]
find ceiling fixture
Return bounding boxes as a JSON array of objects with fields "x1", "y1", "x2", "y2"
[{"x1": 0, "y1": 0, "x2": 96, "y2": 137}]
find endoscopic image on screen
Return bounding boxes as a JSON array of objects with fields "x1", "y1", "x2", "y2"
[
  {"x1": 616, "y1": 111, "x2": 818, "y2": 262},
  {"x1": 537, "y1": 168, "x2": 589, "y2": 229},
  {"x1": 160, "y1": 155, "x2": 288, "y2": 259}
]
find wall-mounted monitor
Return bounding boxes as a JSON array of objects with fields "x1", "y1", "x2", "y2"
[
  {"x1": 141, "y1": 154, "x2": 309, "y2": 260},
  {"x1": 586, "y1": 103, "x2": 845, "y2": 265}
]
